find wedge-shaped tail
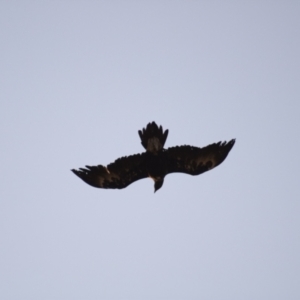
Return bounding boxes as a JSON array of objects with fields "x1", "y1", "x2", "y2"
[{"x1": 138, "y1": 121, "x2": 169, "y2": 153}]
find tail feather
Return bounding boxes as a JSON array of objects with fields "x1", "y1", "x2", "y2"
[{"x1": 138, "y1": 122, "x2": 169, "y2": 152}]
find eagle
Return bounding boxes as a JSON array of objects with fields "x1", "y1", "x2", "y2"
[{"x1": 72, "y1": 122, "x2": 235, "y2": 192}]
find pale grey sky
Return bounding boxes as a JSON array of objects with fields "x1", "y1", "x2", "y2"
[{"x1": 1, "y1": 1, "x2": 299, "y2": 299}]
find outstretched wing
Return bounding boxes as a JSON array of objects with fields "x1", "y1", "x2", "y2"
[
  {"x1": 165, "y1": 139, "x2": 235, "y2": 176},
  {"x1": 71, "y1": 152, "x2": 148, "y2": 189}
]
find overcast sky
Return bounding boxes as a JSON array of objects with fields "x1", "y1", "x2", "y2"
[{"x1": 1, "y1": 1, "x2": 299, "y2": 299}]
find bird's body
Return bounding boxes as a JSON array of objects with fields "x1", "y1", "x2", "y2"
[{"x1": 72, "y1": 122, "x2": 235, "y2": 192}]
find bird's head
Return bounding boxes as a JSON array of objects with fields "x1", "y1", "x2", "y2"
[{"x1": 154, "y1": 178, "x2": 164, "y2": 193}]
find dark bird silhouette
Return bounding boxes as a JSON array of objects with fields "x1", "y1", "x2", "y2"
[{"x1": 71, "y1": 122, "x2": 235, "y2": 192}]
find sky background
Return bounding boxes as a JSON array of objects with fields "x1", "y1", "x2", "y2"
[{"x1": 1, "y1": 1, "x2": 299, "y2": 299}]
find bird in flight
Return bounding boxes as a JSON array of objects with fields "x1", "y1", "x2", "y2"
[{"x1": 72, "y1": 122, "x2": 235, "y2": 192}]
